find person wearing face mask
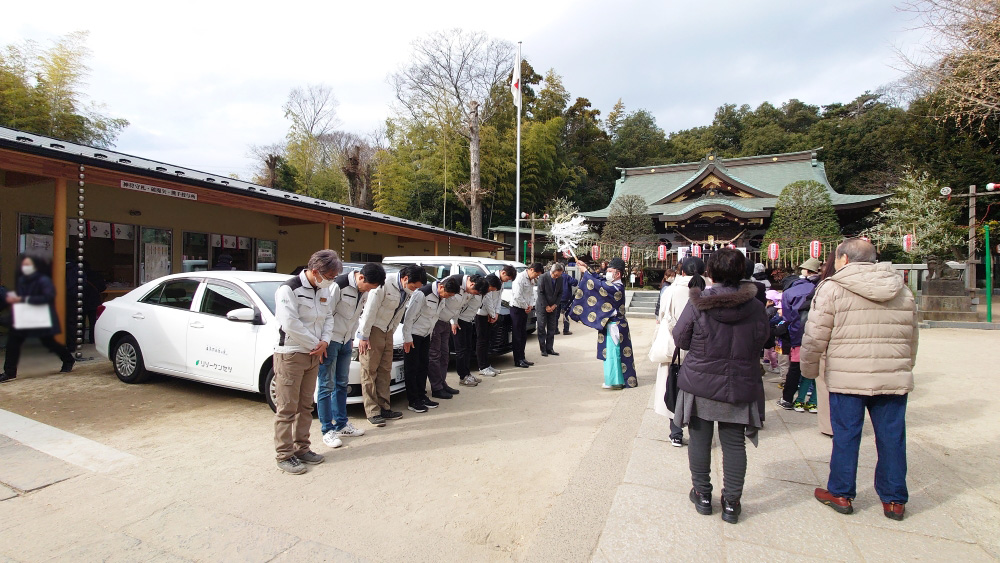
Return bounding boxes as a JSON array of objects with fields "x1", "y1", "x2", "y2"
[
  {"x1": 1, "y1": 255, "x2": 76, "y2": 384},
  {"x1": 510, "y1": 263, "x2": 543, "y2": 369},
  {"x1": 356, "y1": 265, "x2": 427, "y2": 419},
  {"x1": 271, "y1": 249, "x2": 342, "y2": 474},
  {"x1": 572, "y1": 258, "x2": 638, "y2": 390}
]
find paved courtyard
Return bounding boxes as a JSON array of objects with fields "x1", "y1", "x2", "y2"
[{"x1": 1, "y1": 324, "x2": 998, "y2": 562}]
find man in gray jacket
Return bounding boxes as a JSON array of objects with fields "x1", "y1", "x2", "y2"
[
  {"x1": 803, "y1": 238, "x2": 918, "y2": 521},
  {"x1": 272, "y1": 250, "x2": 341, "y2": 475},
  {"x1": 357, "y1": 265, "x2": 426, "y2": 426},
  {"x1": 535, "y1": 263, "x2": 564, "y2": 357}
]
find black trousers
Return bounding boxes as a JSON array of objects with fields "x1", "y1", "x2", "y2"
[
  {"x1": 560, "y1": 303, "x2": 572, "y2": 333},
  {"x1": 3, "y1": 331, "x2": 74, "y2": 377},
  {"x1": 536, "y1": 306, "x2": 558, "y2": 353},
  {"x1": 403, "y1": 334, "x2": 430, "y2": 405},
  {"x1": 510, "y1": 306, "x2": 528, "y2": 363},
  {"x1": 454, "y1": 319, "x2": 476, "y2": 377},
  {"x1": 474, "y1": 315, "x2": 493, "y2": 370},
  {"x1": 688, "y1": 416, "x2": 747, "y2": 503},
  {"x1": 783, "y1": 361, "x2": 802, "y2": 403},
  {"x1": 83, "y1": 309, "x2": 98, "y2": 344}
]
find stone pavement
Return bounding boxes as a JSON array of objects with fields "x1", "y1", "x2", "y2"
[{"x1": 589, "y1": 327, "x2": 1000, "y2": 562}]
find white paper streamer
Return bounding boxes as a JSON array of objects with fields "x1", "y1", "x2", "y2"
[{"x1": 549, "y1": 215, "x2": 589, "y2": 259}]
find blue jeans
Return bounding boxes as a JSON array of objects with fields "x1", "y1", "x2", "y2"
[
  {"x1": 828, "y1": 393, "x2": 908, "y2": 503},
  {"x1": 317, "y1": 340, "x2": 353, "y2": 434}
]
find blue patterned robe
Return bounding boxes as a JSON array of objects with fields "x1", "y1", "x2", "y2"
[{"x1": 568, "y1": 271, "x2": 638, "y2": 388}]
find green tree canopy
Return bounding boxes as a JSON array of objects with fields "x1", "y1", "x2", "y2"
[
  {"x1": 601, "y1": 194, "x2": 656, "y2": 246},
  {"x1": 763, "y1": 180, "x2": 842, "y2": 249}
]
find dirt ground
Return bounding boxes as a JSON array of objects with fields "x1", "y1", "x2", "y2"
[{"x1": 0, "y1": 322, "x2": 656, "y2": 561}]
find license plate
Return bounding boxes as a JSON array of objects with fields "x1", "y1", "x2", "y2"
[{"x1": 393, "y1": 366, "x2": 405, "y2": 383}]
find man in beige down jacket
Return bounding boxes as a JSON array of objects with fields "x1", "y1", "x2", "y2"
[{"x1": 800, "y1": 238, "x2": 918, "y2": 522}]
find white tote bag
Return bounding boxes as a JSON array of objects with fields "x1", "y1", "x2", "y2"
[
  {"x1": 12, "y1": 302, "x2": 53, "y2": 330},
  {"x1": 647, "y1": 321, "x2": 675, "y2": 364}
]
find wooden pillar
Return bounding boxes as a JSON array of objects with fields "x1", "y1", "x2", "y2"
[
  {"x1": 53, "y1": 178, "x2": 68, "y2": 345},
  {"x1": 434, "y1": 240, "x2": 439, "y2": 255},
  {"x1": 323, "y1": 222, "x2": 330, "y2": 249}
]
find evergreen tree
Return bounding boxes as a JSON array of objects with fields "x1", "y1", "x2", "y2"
[
  {"x1": 601, "y1": 194, "x2": 656, "y2": 246},
  {"x1": 763, "y1": 180, "x2": 842, "y2": 249}
]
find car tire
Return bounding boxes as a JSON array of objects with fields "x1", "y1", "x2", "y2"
[
  {"x1": 112, "y1": 335, "x2": 150, "y2": 384},
  {"x1": 264, "y1": 366, "x2": 278, "y2": 412}
]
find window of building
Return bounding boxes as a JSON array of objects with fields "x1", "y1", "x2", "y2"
[
  {"x1": 17, "y1": 214, "x2": 55, "y2": 258},
  {"x1": 256, "y1": 240, "x2": 277, "y2": 272},
  {"x1": 182, "y1": 232, "x2": 210, "y2": 272},
  {"x1": 350, "y1": 251, "x2": 383, "y2": 263},
  {"x1": 139, "y1": 227, "x2": 173, "y2": 284}
]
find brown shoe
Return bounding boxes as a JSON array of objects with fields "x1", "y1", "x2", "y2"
[
  {"x1": 882, "y1": 501, "x2": 905, "y2": 521},
  {"x1": 814, "y1": 488, "x2": 853, "y2": 514}
]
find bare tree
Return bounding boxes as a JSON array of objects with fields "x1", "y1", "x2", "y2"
[
  {"x1": 247, "y1": 143, "x2": 286, "y2": 188},
  {"x1": 391, "y1": 29, "x2": 514, "y2": 238},
  {"x1": 326, "y1": 131, "x2": 378, "y2": 210},
  {"x1": 284, "y1": 84, "x2": 340, "y2": 139},
  {"x1": 901, "y1": 0, "x2": 1000, "y2": 132}
]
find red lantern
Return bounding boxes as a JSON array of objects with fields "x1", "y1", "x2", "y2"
[
  {"x1": 902, "y1": 234, "x2": 914, "y2": 253},
  {"x1": 621, "y1": 245, "x2": 631, "y2": 262},
  {"x1": 810, "y1": 240, "x2": 821, "y2": 259},
  {"x1": 657, "y1": 244, "x2": 667, "y2": 261},
  {"x1": 767, "y1": 242, "x2": 779, "y2": 261},
  {"x1": 591, "y1": 245, "x2": 600, "y2": 260},
  {"x1": 691, "y1": 245, "x2": 702, "y2": 258}
]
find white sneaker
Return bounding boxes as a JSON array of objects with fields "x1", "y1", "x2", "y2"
[
  {"x1": 322, "y1": 431, "x2": 343, "y2": 449},
  {"x1": 335, "y1": 422, "x2": 366, "y2": 437},
  {"x1": 488, "y1": 366, "x2": 501, "y2": 375},
  {"x1": 479, "y1": 368, "x2": 497, "y2": 377},
  {"x1": 460, "y1": 375, "x2": 479, "y2": 386},
  {"x1": 471, "y1": 373, "x2": 483, "y2": 382}
]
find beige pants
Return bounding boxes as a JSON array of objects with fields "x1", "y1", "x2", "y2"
[
  {"x1": 361, "y1": 327, "x2": 394, "y2": 417},
  {"x1": 273, "y1": 352, "x2": 320, "y2": 461}
]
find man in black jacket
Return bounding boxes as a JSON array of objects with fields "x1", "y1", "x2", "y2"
[{"x1": 536, "y1": 263, "x2": 564, "y2": 357}]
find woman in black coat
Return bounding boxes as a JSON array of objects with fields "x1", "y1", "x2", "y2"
[
  {"x1": 671, "y1": 248, "x2": 769, "y2": 524},
  {"x1": 1, "y1": 255, "x2": 75, "y2": 383}
]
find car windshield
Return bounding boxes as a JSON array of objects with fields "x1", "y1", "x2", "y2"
[
  {"x1": 247, "y1": 281, "x2": 284, "y2": 314},
  {"x1": 486, "y1": 264, "x2": 526, "y2": 289}
]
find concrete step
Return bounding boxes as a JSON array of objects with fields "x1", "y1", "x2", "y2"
[
  {"x1": 628, "y1": 312, "x2": 656, "y2": 319},
  {"x1": 919, "y1": 311, "x2": 980, "y2": 322}
]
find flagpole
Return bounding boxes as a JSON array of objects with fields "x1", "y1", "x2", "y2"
[{"x1": 514, "y1": 41, "x2": 522, "y2": 263}]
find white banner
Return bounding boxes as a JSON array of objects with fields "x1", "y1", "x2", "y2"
[{"x1": 120, "y1": 180, "x2": 197, "y2": 201}]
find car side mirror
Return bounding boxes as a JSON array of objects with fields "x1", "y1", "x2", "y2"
[{"x1": 226, "y1": 308, "x2": 256, "y2": 323}]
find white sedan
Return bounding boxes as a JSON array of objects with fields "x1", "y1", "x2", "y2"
[{"x1": 94, "y1": 271, "x2": 406, "y2": 411}]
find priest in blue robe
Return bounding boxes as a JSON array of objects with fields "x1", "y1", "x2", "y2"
[{"x1": 570, "y1": 257, "x2": 638, "y2": 389}]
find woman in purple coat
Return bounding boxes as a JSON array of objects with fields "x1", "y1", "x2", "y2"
[{"x1": 672, "y1": 249, "x2": 769, "y2": 524}]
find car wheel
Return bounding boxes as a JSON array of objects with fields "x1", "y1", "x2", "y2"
[
  {"x1": 112, "y1": 335, "x2": 150, "y2": 383},
  {"x1": 264, "y1": 366, "x2": 278, "y2": 412}
]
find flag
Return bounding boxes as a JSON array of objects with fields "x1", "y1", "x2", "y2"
[{"x1": 510, "y1": 54, "x2": 521, "y2": 108}]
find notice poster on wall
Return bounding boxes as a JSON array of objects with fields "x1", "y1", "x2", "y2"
[
  {"x1": 144, "y1": 243, "x2": 170, "y2": 282},
  {"x1": 22, "y1": 234, "x2": 54, "y2": 258}
]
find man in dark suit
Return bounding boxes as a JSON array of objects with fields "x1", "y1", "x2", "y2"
[{"x1": 536, "y1": 263, "x2": 565, "y2": 357}]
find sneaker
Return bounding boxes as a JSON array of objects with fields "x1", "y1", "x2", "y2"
[
  {"x1": 381, "y1": 409, "x2": 403, "y2": 420},
  {"x1": 431, "y1": 390, "x2": 453, "y2": 400},
  {"x1": 276, "y1": 457, "x2": 306, "y2": 474},
  {"x1": 479, "y1": 368, "x2": 497, "y2": 377},
  {"x1": 368, "y1": 415, "x2": 386, "y2": 427},
  {"x1": 471, "y1": 373, "x2": 483, "y2": 383},
  {"x1": 460, "y1": 375, "x2": 479, "y2": 386},
  {"x1": 322, "y1": 431, "x2": 344, "y2": 449},
  {"x1": 487, "y1": 366, "x2": 502, "y2": 375},
  {"x1": 807, "y1": 403, "x2": 818, "y2": 414},
  {"x1": 0, "y1": 373, "x2": 16, "y2": 384},
  {"x1": 671, "y1": 437, "x2": 684, "y2": 448},
  {"x1": 794, "y1": 402, "x2": 806, "y2": 413},
  {"x1": 721, "y1": 496, "x2": 741, "y2": 524},
  {"x1": 562, "y1": 331, "x2": 572, "y2": 335},
  {"x1": 422, "y1": 398, "x2": 440, "y2": 408},
  {"x1": 297, "y1": 450, "x2": 325, "y2": 464},
  {"x1": 689, "y1": 488, "x2": 712, "y2": 515},
  {"x1": 408, "y1": 403, "x2": 429, "y2": 413},
  {"x1": 335, "y1": 422, "x2": 366, "y2": 437},
  {"x1": 776, "y1": 399, "x2": 794, "y2": 411},
  {"x1": 443, "y1": 385, "x2": 461, "y2": 395}
]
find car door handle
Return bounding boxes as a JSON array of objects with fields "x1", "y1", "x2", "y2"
[
  {"x1": 190, "y1": 321, "x2": 204, "y2": 329},
  {"x1": 132, "y1": 313, "x2": 145, "y2": 320}
]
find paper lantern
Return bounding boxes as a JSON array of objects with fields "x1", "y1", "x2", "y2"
[
  {"x1": 691, "y1": 245, "x2": 702, "y2": 258},
  {"x1": 902, "y1": 234, "x2": 914, "y2": 253},
  {"x1": 591, "y1": 245, "x2": 600, "y2": 260},
  {"x1": 767, "y1": 242, "x2": 779, "y2": 261},
  {"x1": 810, "y1": 240, "x2": 821, "y2": 259},
  {"x1": 621, "y1": 245, "x2": 631, "y2": 262},
  {"x1": 657, "y1": 244, "x2": 667, "y2": 261}
]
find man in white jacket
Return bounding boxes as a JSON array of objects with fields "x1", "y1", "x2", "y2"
[
  {"x1": 272, "y1": 250, "x2": 341, "y2": 475},
  {"x1": 356, "y1": 265, "x2": 426, "y2": 425}
]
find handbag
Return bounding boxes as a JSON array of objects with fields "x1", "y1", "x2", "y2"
[
  {"x1": 13, "y1": 302, "x2": 53, "y2": 330},
  {"x1": 647, "y1": 321, "x2": 674, "y2": 364},
  {"x1": 663, "y1": 348, "x2": 681, "y2": 413}
]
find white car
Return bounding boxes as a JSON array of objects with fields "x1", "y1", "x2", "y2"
[{"x1": 94, "y1": 271, "x2": 405, "y2": 411}]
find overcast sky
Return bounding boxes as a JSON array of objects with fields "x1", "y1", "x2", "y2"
[{"x1": 2, "y1": 0, "x2": 928, "y2": 180}]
